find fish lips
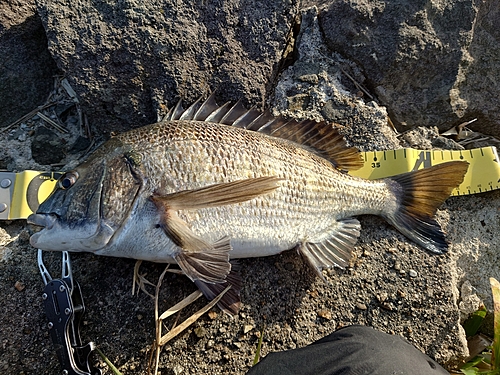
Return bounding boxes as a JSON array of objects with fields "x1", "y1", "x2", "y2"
[
  {"x1": 28, "y1": 213, "x2": 115, "y2": 252},
  {"x1": 27, "y1": 213, "x2": 57, "y2": 230},
  {"x1": 28, "y1": 213, "x2": 62, "y2": 250}
]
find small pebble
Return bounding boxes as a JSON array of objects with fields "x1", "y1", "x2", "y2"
[
  {"x1": 308, "y1": 289, "x2": 319, "y2": 298},
  {"x1": 243, "y1": 324, "x2": 254, "y2": 334},
  {"x1": 208, "y1": 310, "x2": 218, "y2": 320},
  {"x1": 172, "y1": 365, "x2": 184, "y2": 375},
  {"x1": 14, "y1": 281, "x2": 25, "y2": 292},
  {"x1": 194, "y1": 326, "x2": 206, "y2": 338},
  {"x1": 356, "y1": 303, "x2": 367, "y2": 310},
  {"x1": 377, "y1": 292, "x2": 388, "y2": 303},
  {"x1": 381, "y1": 302, "x2": 395, "y2": 311},
  {"x1": 298, "y1": 74, "x2": 319, "y2": 85},
  {"x1": 409, "y1": 269, "x2": 418, "y2": 278},
  {"x1": 317, "y1": 309, "x2": 332, "y2": 320}
]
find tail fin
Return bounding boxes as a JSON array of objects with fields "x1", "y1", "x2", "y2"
[{"x1": 384, "y1": 161, "x2": 468, "y2": 253}]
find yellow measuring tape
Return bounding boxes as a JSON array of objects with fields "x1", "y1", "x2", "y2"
[
  {"x1": 0, "y1": 146, "x2": 498, "y2": 220},
  {"x1": 348, "y1": 146, "x2": 500, "y2": 196}
]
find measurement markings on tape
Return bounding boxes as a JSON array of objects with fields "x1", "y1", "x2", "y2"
[{"x1": 349, "y1": 146, "x2": 500, "y2": 196}]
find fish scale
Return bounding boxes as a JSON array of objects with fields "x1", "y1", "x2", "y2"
[{"x1": 114, "y1": 120, "x2": 396, "y2": 258}]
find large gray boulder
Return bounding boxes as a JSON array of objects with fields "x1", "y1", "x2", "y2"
[
  {"x1": 319, "y1": 0, "x2": 500, "y2": 136},
  {"x1": 37, "y1": 0, "x2": 300, "y2": 133}
]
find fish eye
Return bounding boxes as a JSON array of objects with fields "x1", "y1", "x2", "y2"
[{"x1": 58, "y1": 171, "x2": 79, "y2": 190}]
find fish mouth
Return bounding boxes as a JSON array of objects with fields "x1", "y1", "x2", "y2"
[{"x1": 27, "y1": 213, "x2": 57, "y2": 230}]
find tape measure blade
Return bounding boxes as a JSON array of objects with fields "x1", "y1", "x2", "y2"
[
  {"x1": 349, "y1": 146, "x2": 500, "y2": 197},
  {"x1": 456, "y1": 146, "x2": 500, "y2": 196},
  {"x1": 351, "y1": 148, "x2": 431, "y2": 179}
]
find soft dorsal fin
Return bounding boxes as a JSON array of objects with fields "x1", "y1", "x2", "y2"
[{"x1": 163, "y1": 93, "x2": 363, "y2": 171}]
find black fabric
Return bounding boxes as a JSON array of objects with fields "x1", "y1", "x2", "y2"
[{"x1": 246, "y1": 325, "x2": 448, "y2": 375}]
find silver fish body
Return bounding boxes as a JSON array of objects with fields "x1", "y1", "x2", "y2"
[
  {"x1": 98, "y1": 120, "x2": 390, "y2": 260},
  {"x1": 28, "y1": 96, "x2": 468, "y2": 313}
]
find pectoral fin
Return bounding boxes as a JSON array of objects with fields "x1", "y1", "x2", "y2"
[
  {"x1": 153, "y1": 176, "x2": 282, "y2": 210},
  {"x1": 151, "y1": 176, "x2": 281, "y2": 284},
  {"x1": 152, "y1": 198, "x2": 231, "y2": 283},
  {"x1": 299, "y1": 218, "x2": 360, "y2": 280}
]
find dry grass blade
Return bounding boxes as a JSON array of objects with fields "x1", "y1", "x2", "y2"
[
  {"x1": 159, "y1": 290, "x2": 202, "y2": 320},
  {"x1": 490, "y1": 277, "x2": 500, "y2": 369},
  {"x1": 37, "y1": 112, "x2": 68, "y2": 133},
  {"x1": 132, "y1": 260, "x2": 156, "y2": 297},
  {"x1": 3, "y1": 102, "x2": 55, "y2": 132},
  {"x1": 147, "y1": 266, "x2": 230, "y2": 375},
  {"x1": 338, "y1": 66, "x2": 374, "y2": 101},
  {"x1": 158, "y1": 285, "x2": 231, "y2": 346},
  {"x1": 61, "y1": 78, "x2": 79, "y2": 103},
  {"x1": 152, "y1": 267, "x2": 170, "y2": 375}
]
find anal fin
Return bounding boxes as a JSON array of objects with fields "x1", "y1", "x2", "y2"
[{"x1": 299, "y1": 218, "x2": 360, "y2": 279}]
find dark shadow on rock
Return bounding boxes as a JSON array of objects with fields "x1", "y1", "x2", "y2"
[{"x1": 0, "y1": 13, "x2": 60, "y2": 128}]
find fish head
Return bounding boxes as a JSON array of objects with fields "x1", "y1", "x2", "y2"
[{"x1": 29, "y1": 138, "x2": 144, "y2": 252}]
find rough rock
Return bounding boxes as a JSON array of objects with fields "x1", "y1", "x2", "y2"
[
  {"x1": 31, "y1": 126, "x2": 67, "y2": 165},
  {"x1": 273, "y1": 7, "x2": 400, "y2": 152},
  {"x1": 318, "y1": 0, "x2": 500, "y2": 136},
  {"x1": 37, "y1": 0, "x2": 300, "y2": 134},
  {"x1": 0, "y1": 1, "x2": 499, "y2": 375},
  {"x1": 0, "y1": 0, "x2": 60, "y2": 128}
]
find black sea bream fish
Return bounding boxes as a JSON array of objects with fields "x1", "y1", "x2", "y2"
[{"x1": 28, "y1": 95, "x2": 468, "y2": 313}]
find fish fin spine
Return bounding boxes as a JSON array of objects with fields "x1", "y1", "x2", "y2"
[
  {"x1": 194, "y1": 261, "x2": 242, "y2": 315},
  {"x1": 384, "y1": 161, "x2": 469, "y2": 253},
  {"x1": 174, "y1": 236, "x2": 232, "y2": 284},
  {"x1": 163, "y1": 93, "x2": 363, "y2": 171}
]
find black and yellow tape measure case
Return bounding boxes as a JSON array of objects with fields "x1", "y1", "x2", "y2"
[{"x1": 0, "y1": 171, "x2": 61, "y2": 220}]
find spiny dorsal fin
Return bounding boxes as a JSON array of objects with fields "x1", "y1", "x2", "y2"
[{"x1": 163, "y1": 93, "x2": 363, "y2": 171}]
